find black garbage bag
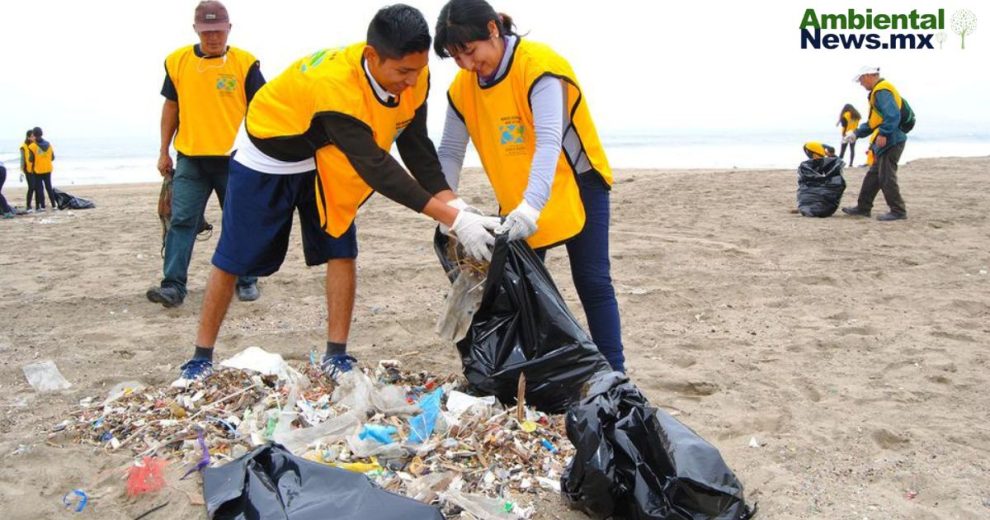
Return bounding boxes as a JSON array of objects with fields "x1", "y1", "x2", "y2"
[
  {"x1": 434, "y1": 230, "x2": 612, "y2": 414},
  {"x1": 796, "y1": 156, "x2": 845, "y2": 217},
  {"x1": 203, "y1": 443, "x2": 444, "y2": 520},
  {"x1": 53, "y1": 188, "x2": 95, "y2": 210},
  {"x1": 562, "y1": 372, "x2": 754, "y2": 520}
]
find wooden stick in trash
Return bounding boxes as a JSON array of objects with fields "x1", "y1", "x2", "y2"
[{"x1": 516, "y1": 372, "x2": 526, "y2": 422}]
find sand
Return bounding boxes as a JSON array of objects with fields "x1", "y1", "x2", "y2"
[{"x1": 0, "y1": 156, "x2": 988, "y2": 519}]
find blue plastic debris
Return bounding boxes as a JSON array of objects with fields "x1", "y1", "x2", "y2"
[{"x1": 407, "y1": 388, "x2": 443, "y2": 444}]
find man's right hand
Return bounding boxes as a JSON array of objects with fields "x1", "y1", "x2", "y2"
[
  {"x1": 450, "y1": 211, "x2": 501, "y2": 262},
  {"x1": 158, "y1": 154, "x2": 174, "y2": 177}
]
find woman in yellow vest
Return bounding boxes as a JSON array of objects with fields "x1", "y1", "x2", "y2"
[
  {"x1": 435, "y1": 0, "x2": 624, "y2": 372},
  {"x1": 27, "y1": 126, "x2": 57, "y2": 210},
  {"x1": 20, "y1": 129, "x2": 39, "y2": 211},
  {"x1": 836, "y1": 104, "x2": 861, "y2": 167}
]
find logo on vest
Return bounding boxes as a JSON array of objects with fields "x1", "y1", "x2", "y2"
[
  {"x1": 216, "y1": 74, "x2": 237, "y2": 93},
  {"x1": 499, "y1": 124, "x2": 525, "y2": 145}
]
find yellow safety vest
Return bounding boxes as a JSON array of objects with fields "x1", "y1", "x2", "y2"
[
  {"x1": 164, "y1": 45, "x2": 257, "y2": 157},
  {"x1": 20, "y1": 143, "x2": 33, "y2": 173},
  {"x1": 247, "y1": 43, "x2": 429, "y2": 237},
  {"x1": 866, "y1": 79, "x2": 902, "y2": 131},
  {"x1": 842, "y1": 110, "x2": 860, "y2": 134},
  {"x1": 447, "y1": 39, "x2": 611, "y2": 249},
  {"x1": 28, "y1": 142, "x2": 54, "y2": 174}
]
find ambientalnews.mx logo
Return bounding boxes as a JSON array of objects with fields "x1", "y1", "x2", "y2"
[{"x1": 800, "y1": 8, "x2": 978, "y2": 50}]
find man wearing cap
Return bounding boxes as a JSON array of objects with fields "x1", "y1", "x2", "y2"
[
  {"x1": 172, "y1": 4, "x2": 499, "y2": 384},
  {"x1": 148, "y1": 0, "x2": 263, "y2": 308},
  {"x1": 841, "y1": 66, "x2": 908, "y2": 221}
]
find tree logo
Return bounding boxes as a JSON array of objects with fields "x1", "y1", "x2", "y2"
[{"x1": 951, "y1": 9, "x2": 977, "y2": 49}]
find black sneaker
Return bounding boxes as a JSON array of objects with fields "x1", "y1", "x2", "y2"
[
  {"x1": 236, "y1": 281, "x2": 260, "y2": 302},
  {"x1": 841, "y1": 206, "x2": 871, "y2": 217},
  {"x1": 146, "y1": 286, "x2": 183, "y2": 308},
  {"x1": 877, "y1": 212, "x2": 907, "y2": 221}
]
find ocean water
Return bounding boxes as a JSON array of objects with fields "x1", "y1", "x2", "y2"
[{"x1": 1, "y1": 131, "x2": 987, "y2": 187}]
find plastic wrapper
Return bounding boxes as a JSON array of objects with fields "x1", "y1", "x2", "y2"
[
  {"x1": 434, "y1": 231, "x2": 611, "y2": 414},
  {"x1": 203, "y1": 443, "x2": 443, "y2": 519},
  {"x1": 562, "y1": 372, "x2": 754, "y2": 520},
  {"x1": 797, "y1": 156, "x2": 845, "y2": 217}
]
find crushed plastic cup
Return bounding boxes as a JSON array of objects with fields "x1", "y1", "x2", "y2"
[
  {"x1": 62, "y1": 489, "x2": 88, "y2": 512},
  {"x1": 23, "y1": 360, "x2": 71, "y2": 392}
]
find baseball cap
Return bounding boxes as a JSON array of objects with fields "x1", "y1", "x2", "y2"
[
  {"x1": 194, "y1": 1, "x2": 230, "y2": 32},
  {"x1": 852, "y1": 66, "x2": 880, "y2": 82}
]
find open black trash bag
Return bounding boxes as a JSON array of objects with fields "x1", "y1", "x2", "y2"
[
  {"x1": 203, "y1": 443, "x2": 444, "y2": 520},
  {"x1": 796, "y1": 156, "x2": 845, "y2": 217},
  {"x1": 434, "y1": 230, "x2": 611, "y2": 414},
  {"x1": 53, "y1": 188, "x2": 95, "y2": 210},
  {"x1": 562, "y1": 372, "x2": 754, "y2": 520}
]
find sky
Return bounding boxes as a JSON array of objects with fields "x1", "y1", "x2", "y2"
[{"x1": 1, "y1": 0, "x2": 987, "y2": 145}]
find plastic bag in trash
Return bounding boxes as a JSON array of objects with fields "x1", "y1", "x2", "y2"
[
  {"x1": 561, "y1": 372, "x2": 754, "y2": 520},
  {"x1": 52, "y1": 188, "x2": 95, "y2": 210},
  {"x1": 434, "y1": 231, "x2": 611, "y2": 414},
  {"x1": 203, "y1": 442, "x2": 443, "y2": 519},
  {"x1": 797, "y1": 156, "x2": 845, "y2": 217}
]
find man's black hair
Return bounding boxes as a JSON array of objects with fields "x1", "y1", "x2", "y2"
[{"x1": 367, "y1": 4, "x2": 432, "y2": 61}]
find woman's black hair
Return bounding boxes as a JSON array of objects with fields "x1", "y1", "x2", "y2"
[
  {"x1": 434, "y1": 0, "x2": 516, "y2": 58},
  {"x1": 839, "y1": 103, "x2": 861, "y2": 122},
  {"x1": 367, "y1": 4, "x2": 432, "y2": 61}
]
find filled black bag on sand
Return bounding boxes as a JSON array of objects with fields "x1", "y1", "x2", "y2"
[
  {"x1": 53, "y1": 188, "x2": 95, "y2": 210},
  {"x1": 562, "y1": 372, "x2": 755, "y2": 520},
  {"x1": 204, "y1": 443, "x2": 443, "y2": 520},
  {"x1": 796, "y1": 156, "x2": 845, "y2": 217},
  {"x1": 435, "y1": 231, "x2": 611, "y2": 414}
]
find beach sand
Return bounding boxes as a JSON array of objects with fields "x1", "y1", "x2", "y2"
[{"x1": 0, "y1": 156, "x2": 988, "y2": 518}]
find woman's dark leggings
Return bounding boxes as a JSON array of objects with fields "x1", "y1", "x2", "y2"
[
  {"x1": 35, "y1": 174, "x2": 56, "y2": 209},
  {"x1": 25, "y1": 173, "x2": 37, "y2": 209},
  {"x1": 840, "y1": 140, "x2": 856, "y2": 167}
]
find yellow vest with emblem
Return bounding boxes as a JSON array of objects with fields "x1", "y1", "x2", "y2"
[
  {"x1": 28, "y1": 142, "x2": 54, "y2": 174},
  {"x1": 165, "y1": 45, "x2": 256, "y2": 157},
  {"x1": 247, "y1": 43, "x2": 429, "y2": 238},
  {"x1": 20, "y1": 143, "x2": 33, "y2": 173},
  {"x1": 447, "y1": 39, "x2": 612, "y2": 249},
  {"x1": 866, "y1": 79, "x2": 902, "y2": 131}
]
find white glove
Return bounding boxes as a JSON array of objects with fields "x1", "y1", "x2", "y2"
[
  {"x1": 450, "y1": 210, "x2": 501, "y2": 261},
  {"x1": 440, "y1": 198, "x2": 482, "y2": 235},
  {"x1": 495, "y1": 201, "x2": 540, "y2": 242},
  {"x1": 842, "y1": 133, "x2": 857, "y2": 144}
]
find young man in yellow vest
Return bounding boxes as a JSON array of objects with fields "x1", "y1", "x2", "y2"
[
  {"x1": 842, "y1": 66, "x2": 908, "y2": 221},
  {"x1": 148, "y1": 1, "x2": 262, "y2": 309},
  {"x1": 174, "y1": 4, "x2": 499, "y2": 384},
  {"x1": 26, "y1": 126, "x2": 57, "y2": 210}
]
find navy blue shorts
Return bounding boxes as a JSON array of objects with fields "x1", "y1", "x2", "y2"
[{"x1": 212, "y1": 159, "x2": 357, "y2": 277}]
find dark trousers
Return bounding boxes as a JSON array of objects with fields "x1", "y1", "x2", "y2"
[
  {"x1": 0, "y1": 168, "x2": 12, "y2": 214},
  {"x1": 35, "y1": 174, "x2": 56, "y2": 209},
  {"x1": 25, "y1": 173, "x2": 38, "y2": 209},
  {"x1": 840, "y1": 140, "x2": 856, "y2": 167},
  {"x1": 857, "y1": 141, "x2": 906, "y2": 215},
  {"x1": 535, "y1": 172, "x2": 625, "y2": 372},
  {"x1": 162, "y1": 155, "x2": 255, "y2": 297}
]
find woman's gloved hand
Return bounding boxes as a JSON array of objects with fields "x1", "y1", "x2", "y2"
[{"x1": 495, "y1": 201, "x2": 540, "y2": 242}]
